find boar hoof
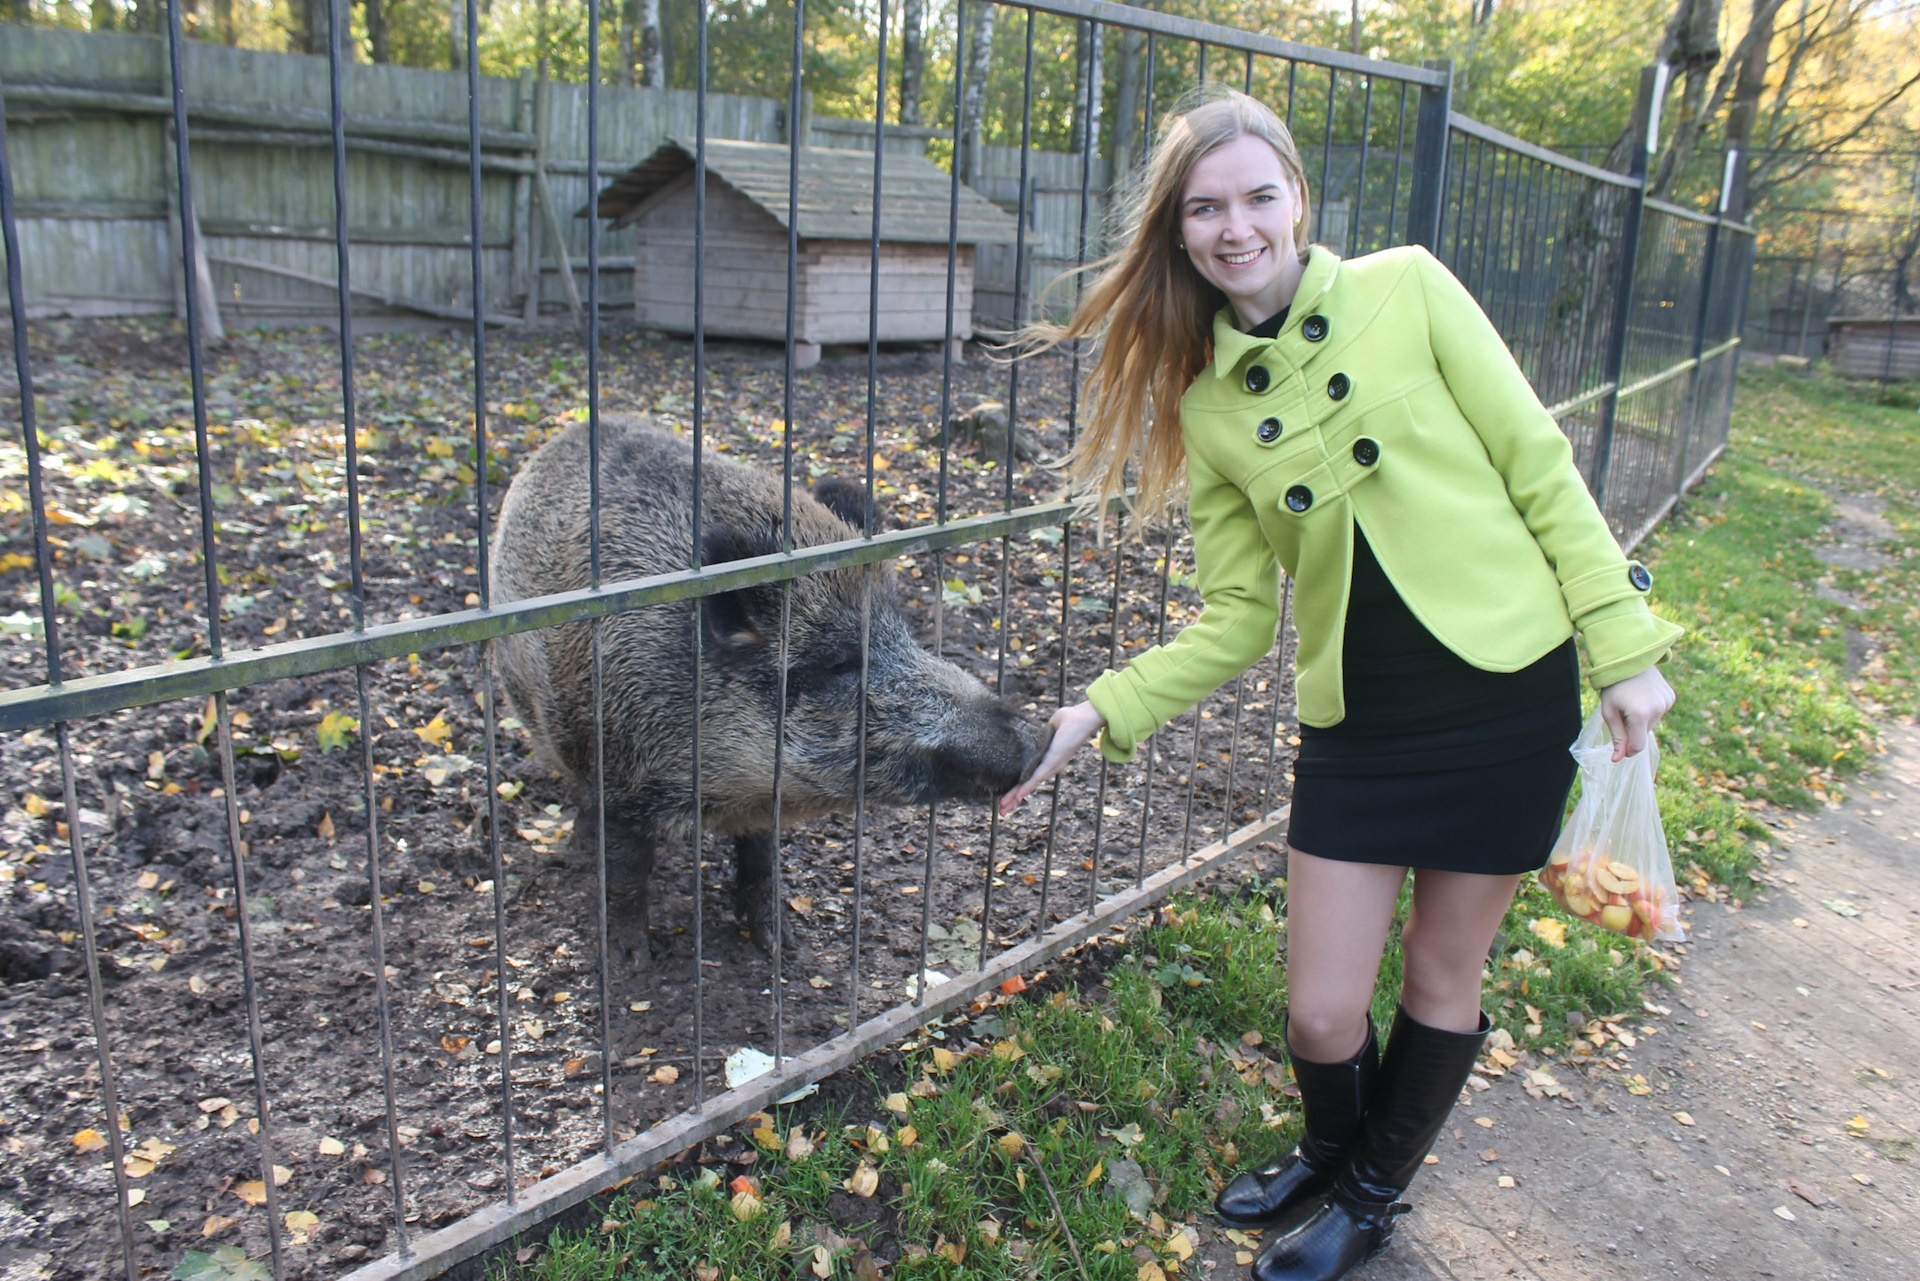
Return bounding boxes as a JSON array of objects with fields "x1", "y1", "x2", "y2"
[{"x1": 735, "y1": 880, "x2": 798, "y2": 957}]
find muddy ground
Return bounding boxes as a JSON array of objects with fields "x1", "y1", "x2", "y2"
[{"x1": 0, "y1": 319, "x2": 1293, "y2": 1280}]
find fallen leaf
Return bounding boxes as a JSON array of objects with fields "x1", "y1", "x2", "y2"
[
  {"x1": 72, "y1": 1128, "x2": 108, "y2": 1153},
  {"x1": 1789, "y1": 1178, "x2": 1829, "y2": 1207},
  {"x1": 1846, "y1": 1116, "x2": 1870, "y2": 1136},
  {"x1": 787, "y1": 895, "x2": 814, "y2": 915},
  {"x1": 997, "y1": 1131, "x2": 1025, "y2": 1158},
  {"x1": 414, "y1": 715, "x2": 452, "y2": 746},
  {"x1": 730, "y1": 1190, "x2": 763, "y2": 1221},
  {"x1": 233, "y1": 1182, "x2": 267, "y2": 1207},
  {"x1": 1528, "y1": 917, "x2": 1568, "y2": 949},
  {"x1": 845, "y1": 1163, "x2": 880, "y2": 1197},
  {"x1": 1773, "y1": 1205, "x2": 1798, "y2": 1221},
  {"x1": 283, "y1": 1210, "x2": 319, "y2": 1244},
  {"x1": 786, "y1": 1130, "x2": 815, "y2": 1161},
  {"x1": 127, "y1": 1188, "x2": 147, "y2": 1207},
  {"x1": 1673, "y1": 1112, "x2": 1696, "y2": 1127},
  {"x1": 199, "y1": 1216, "x2": 239, "y2": 1239},
  {"x1": 1165, "y1": 1229, "x2": 1195, "y2": 1259},
  {"x1": 649, "y1": 1065, "x2": 679, "y2": 1085},
  {"x1": 318, "y1": 1137, "x2": 346, "y2": 1157}
]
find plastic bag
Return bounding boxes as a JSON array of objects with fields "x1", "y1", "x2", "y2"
[{"x1": 1537, "y1": 710, "x2": 1685, "y2": 942}]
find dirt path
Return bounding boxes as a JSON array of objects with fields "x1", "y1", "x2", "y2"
[{"x1": 1191, "y1": 715, "x2": 1920, "y2": 1279}]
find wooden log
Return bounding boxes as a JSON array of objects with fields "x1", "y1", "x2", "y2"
[
  {"x1": 530, "y1": 68, "x2": 581, "y2": 325},
  {"x1": 0, "y1": 83, "x2": 537, "y2": 151},
  {"x1": 205, "y1": 253, "x2": 524, "y2": 327},
  {"x1": 186, "y1": 125, "x2": 536, "y2": 176}
]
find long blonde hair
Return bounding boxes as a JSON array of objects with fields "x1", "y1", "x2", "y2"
[{"x1": 1028, "y1": 87, "x2": 1311, "y2": 533}]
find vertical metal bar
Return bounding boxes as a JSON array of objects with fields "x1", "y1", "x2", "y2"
[
  {"x1": 163, "y1": 10, "x2": 288, "y2": 1270},
  {"x1": 325, "y1": 0, "x2": 410, "y2": 1241},
  {"x1": 1198, "y1": 42, "x2": 1207, "y2": 86},
  {"x1": 970, "y1": 4, "x2": 1034, "y2": 967},
  {"x1": 776, "y1": 0, "x2": 805, "y2": 1070},
  {"x1": 1314, "y1": 68, "x2": 1334, "y2": 243},
  {"x1": 1084, "y1": 544, "x2": 1125, "y2": 913},
  {"x1": 1793, "y1": 218, "x2": 1825, "y2": 358},
  {"x1": 1133, "y1": 524, "x2": 1177, "y2": 887},
  {"x1": 0, "y1": 87, "x2": 140, "y2": 1281},
  {"x1": 690, "y1": 0, "x2": 711, "y2": 1103},
  {"x1": 1674, "y1": 166, "x2": 1727, "y2": 499},
  {"x1": 1406, "y1": 59, "x2": 1452, "y2": 252},
  {"x1": 1243, "y1": 49, "x2": 1254, "y2": 95},
  {"x1": 1258, "y1": 580, "x2": 1293, "y2": 814},
  {"x1": 584, "y1": 0, "x2": 617, "y2": 1152},
  {"x1": 1220, "y1": 672, "x2": 1246, "y2": 830},
  {"x1": 459, "y1": 0, "x2": 517, "y2": 1201},
  {"x1": 1386, "y1": 81, "x2": 1406, "y2": 244},
  {"x1": 1352, "y1": 77, "x2": 1372, "y2": 254},
  {"x1": 860, "y1": 0, "x2": 891, "y2": 1025},
  {"x1": 1591, "y1": 66, "x2": 1659, "y2": 508},
  {"x1": 1284, "y1": 61, "x2": 1297, "y2": 130}
]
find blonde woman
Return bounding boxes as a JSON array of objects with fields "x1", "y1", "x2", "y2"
[{"x1": 999, "y1": 87, "x2": 1679, "y2": 1281}]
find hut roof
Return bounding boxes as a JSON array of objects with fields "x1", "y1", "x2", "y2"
[{"x1": 592, "y1": 137, "x2": 1022, "y2": 246}]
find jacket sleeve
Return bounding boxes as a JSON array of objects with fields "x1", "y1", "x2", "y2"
[
  {"x1": 1415, "y1": 249, "x2": 1682, "y2": 690},
  {"x1": 1085, "y1": 444, "x2": 1281, "y2": 763}
]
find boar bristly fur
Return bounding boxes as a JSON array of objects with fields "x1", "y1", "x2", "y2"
[{"x1": 490, "y1": 415, "x2": 1037, "y2": 957}]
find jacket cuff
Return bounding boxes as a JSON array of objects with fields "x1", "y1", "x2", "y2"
[
  {"x1": 1581, "y1": 605, "x2": 1684, "y2": 689},
  {"x1": 1562, "y1": 560, "x2": 1656, "y2": 619},
  {"x1": 1087, "y1": 668, "x2": 1146, "y2": 764}
]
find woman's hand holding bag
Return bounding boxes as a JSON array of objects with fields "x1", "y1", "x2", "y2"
[{"x1": 1538, "y1": 704, "x2": 1687, "y2": 943}]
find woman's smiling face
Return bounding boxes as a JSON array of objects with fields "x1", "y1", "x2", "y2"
[{"x1": 1179, "y1": 133, "x2": 1306, "y2": 327}]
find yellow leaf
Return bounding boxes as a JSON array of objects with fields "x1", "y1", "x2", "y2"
[
  {"x1": 1528, "y1": 917, "x2": 1568, "y2": 950},
  {"x1": 884, "y1": 1092, "x2": 910, "y2": 1117},
  {"x1": 649, "y1": 1065, "x2": 679, "y2": 1085},
  {"x1": 285, "y1": 1210, "x2": 320, "y2": 1243},
  {"x1": 998, "y1": 1131, "x2": 1026, "y2": 1158},
  {"x1": 729, "y1": 1189, "x2": 763, "y2": 1221},
  {"x1": 752, "y1": 1125, "x2": 781, "y2": 1151},
  {"x1": 1084, "y1": 1159, "x2": 1104, "y2": 1188},
  {"x1": 1846, "y1": 1116, "x2": 1870, "y2": 1136},
  {"x1": 202, "y1": 1214, "x2": 237, "y2": 1237},
  {"x1": 126, "y1": 1188, "x2": 147, "y2": 1207},
  {"x1": 72, "y1": 1128, "x2": 108, "y2": 1153},
  {"x1": 1672, "y1": 1112, "x2": 1695, "y2": 1127},
  {"x1": 992, "y1": 1039, "x2": 1027, "y2": 1062},
  {"x1": 844, "y1": 1163, "x2": 880, "y2": 1198},
  {"x1": 787, "y1": 895, "x2": 813, "y2": 915},
  {"x1": 319, "y1": 1137, "x2": 346, "y2": 1157},
  {"x1": 1165, "y1": 1230, "x2": 1194, "y2": 1260},
  {"x1": 931, "y1": 1047, "x2": 957, "y2": 1073},
  {"x1": 864, "y1": 1125, "x2": 889, "y2": 1155},
  {"x1": 1137, "y1": 1263, "x2": 1167, "y2": 1281},
  {"x1": 234, "y1": 1181, "x2": 268, "y2": 1206},
  {"x1": 414, "y1": 715, "x2": 452, "y2": 746},
  {"x1": 124, "y1": 1157, "x2": 155, "y2": 1178},
  {"x1": 810, "y1": 1245, "x2": 832, "y2": 1279},
  {"x1": 23, "y1": 793, "x2": 52, "y2": 818},
  {"x1": 897, "y1": 1125, "x2": 918, "y2": 1147}
]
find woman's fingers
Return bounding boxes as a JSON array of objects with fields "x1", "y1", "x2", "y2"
[{"x1": 999, "y1": 701, "x2": 1105, "y2": 815}]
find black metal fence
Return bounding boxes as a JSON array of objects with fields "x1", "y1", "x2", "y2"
[
  {"x1": 1744, "y1": 202, "x2": 1919, "y2": 378},
  {"x1": 0, "y1": 6, "x2": 1750, "y2": 1281}
]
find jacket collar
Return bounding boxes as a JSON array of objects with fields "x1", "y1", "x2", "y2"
[{"x1": 1208, "y1": 245, "x2": 1343, "y2": 380}]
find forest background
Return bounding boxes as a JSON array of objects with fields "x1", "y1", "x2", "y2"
[{"x1": 4, "y1": 0, "x2": 1918, "y2": 284}]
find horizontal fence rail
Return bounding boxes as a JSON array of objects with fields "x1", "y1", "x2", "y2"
[{"x1": 0, "y1": 8, "x2": 1750, "y2": 1281}]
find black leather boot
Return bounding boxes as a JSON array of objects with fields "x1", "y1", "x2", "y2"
[
  {"x1": 1251, "y1": 1006, "x2": 1490, "y2": 1281},
  {"x1": 1215, "y1": 1018, "x2": 1379, "y2": 1229}
]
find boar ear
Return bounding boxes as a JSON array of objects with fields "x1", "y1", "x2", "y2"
[
  {"x1": 700, "y1": 521, "x2": 783, "y2": 653},
  {"x1": 812, "y1": 478, "x2": 879, "y2": 532}
]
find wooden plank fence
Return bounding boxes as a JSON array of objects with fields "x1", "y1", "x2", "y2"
[{"x1": 0, "y1": 26, "x2": 1120, "y2": 340}]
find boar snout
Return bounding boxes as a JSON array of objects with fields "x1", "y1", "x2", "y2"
[{"x1": 923, "y1": 696, "x2": 1037, "y2": 803}]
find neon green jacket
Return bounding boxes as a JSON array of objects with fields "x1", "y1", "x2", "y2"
[{"x1": 1086, "y1": 244, "x2": 1683, "y2": 763}]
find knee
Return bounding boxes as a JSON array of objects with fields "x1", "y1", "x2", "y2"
[{"x1": 1285, "y1": 1000, "x2": 1371, "y2": 1060}]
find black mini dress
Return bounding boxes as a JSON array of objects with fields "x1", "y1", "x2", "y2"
[{"x1": 1246, "y1": 309, "x2": 1582, "y2": 874}]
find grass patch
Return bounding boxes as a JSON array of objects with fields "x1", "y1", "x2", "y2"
[{"x1": 499, "y1": 363, "x2": 1919, "y2": 1278}]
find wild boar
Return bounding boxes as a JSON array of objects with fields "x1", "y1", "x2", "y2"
[{"x1": 489, "y1": 415, "x2": 1038, "y2": 958}]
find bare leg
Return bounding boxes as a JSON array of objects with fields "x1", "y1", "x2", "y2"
[
  {"x1": 1283, "y1": 848, "x2": 1407, "y2": 1062},
  {"x1": 1399, "y1": 868, "x2": 1522, "y2": 1033}
]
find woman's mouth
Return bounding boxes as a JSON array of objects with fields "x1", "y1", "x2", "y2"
[{"x1": 1219, "y1": 247, "x2": 1265, "y2": 266}]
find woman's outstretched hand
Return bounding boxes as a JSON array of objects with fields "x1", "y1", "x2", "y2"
[
  {"x1": 1597, "y1": 666, "x2": 1676, "y2": 762},
  {"x1": 999, "y1": 700, "x2": 1107, "y2": 816}
]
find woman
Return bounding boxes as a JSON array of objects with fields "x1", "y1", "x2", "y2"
[{"x1": 999, "y1": 87, "x2": 1680, "y2": 1281}]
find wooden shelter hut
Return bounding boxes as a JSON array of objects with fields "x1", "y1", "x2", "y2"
[
  {"x1": 594, "y1": 138, "x2": 1021, "y2": 366},
  {"x1": 1826, "y1": 316, "x2": 1920, "y2": 381}
]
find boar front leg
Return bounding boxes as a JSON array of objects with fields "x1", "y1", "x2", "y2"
[
  {"x1": 732, "y1": 831, "x2": 795, "y2": 957},
  {"x1": 601, "y1": 808, "x2": 663, "y2": 965}
]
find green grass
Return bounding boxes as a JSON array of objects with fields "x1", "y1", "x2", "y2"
[{"x1": 497, "y1": 363, "x2": 1920, "y2": 1280}]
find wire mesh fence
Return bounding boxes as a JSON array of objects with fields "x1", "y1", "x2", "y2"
[{"x1": 0, "y1": 5, "x2": 1751, "y2": 1280}]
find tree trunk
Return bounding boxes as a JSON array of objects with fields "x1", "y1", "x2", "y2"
[
  {"x1": 957, "y1": 1, "x2": 995, "y2": 183},
  {"x1": 638, "y1": 0, "x2": 663, "y2": 88},
  {"x1": 450, "y1": 0, "x2": 467, "y2": 73},
  {"x1": 1349, "y1": 0, "x2": 1361, "y2": 55},
  {"x1": 1717, "y1": 1, "x2": 1774, "y2": 216},
  {"x1": 364, "y1": 0, "x2": 390, "y2": 63},
  {"x1": 616, "y1": 0, "x2": 636, "y2": 88},
  {"x1": 1603, "y1": 0, "x2": 1723, "y2": 174},
  {"x1": 1109, "y1": 26, "x2": 1146, "y2": 178},
  {"x1": 1070, "y1": 22, "x2": 1103, "y2": 159},
  {"x1": 900, "y1": 0, "x2": 926, "y2": 126}
]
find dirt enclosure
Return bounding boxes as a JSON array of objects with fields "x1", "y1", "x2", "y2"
[{"x1": 0, "y1": 319, "x2": 1293, "y2": 1279}]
